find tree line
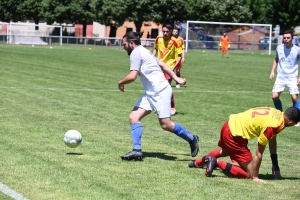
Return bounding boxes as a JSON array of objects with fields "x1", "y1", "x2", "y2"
[{"x1": 0, "y1": 0, "x2": 299, "y2": 36}]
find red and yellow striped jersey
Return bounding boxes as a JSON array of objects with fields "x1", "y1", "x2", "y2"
[
  {"x1": 154, "y1": 36, "x2": 182, "y2": 68},
  {"x1": 228, "y1": 107, "x2": 284, "y2": 145}
]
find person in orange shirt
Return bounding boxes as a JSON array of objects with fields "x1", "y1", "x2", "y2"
[{"x1": 220, "y1": 32, "x2": 230, "y2": 58}]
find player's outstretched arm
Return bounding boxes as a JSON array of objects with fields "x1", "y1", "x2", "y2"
[{"x1": 158, "y1": 61, "x2": 186, "y2": 85}]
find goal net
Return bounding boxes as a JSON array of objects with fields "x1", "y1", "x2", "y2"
[
  {"x1": 182, "y1": 21, "x2": 273, "y2": 55},
  {"x1": 2, "y1": 22, "x2": 62, "y2": 45}
]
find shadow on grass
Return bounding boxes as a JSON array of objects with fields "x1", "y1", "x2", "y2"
[
  {"x1": 66, "y1": 152, "x2": 84, "y2": 155},
  {"x1": 259, "y1": 174, "x2": 300, "y2": 180},
  {"x1": 219, "y1": 170, "x2": 300, "y2": 180},
  {"x1": 143, "y1": 152, "x2": 178, "y2": 160}
]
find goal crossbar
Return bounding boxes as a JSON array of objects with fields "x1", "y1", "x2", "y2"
[{"x1": 185, "y1": 21, "x2": 273, "y2": 55}]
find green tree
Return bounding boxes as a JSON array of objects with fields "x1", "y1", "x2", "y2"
[
  {"x1": 0, "y1": 0, "x2": 22, "y2": 22},
  {"x1": 185, "y1": 0, "x2": 252, "y2": 23},
  {"x1": 43, "y1": 0, "x2": 96, "y2": 36},
  {"x1": 18, "y1": 0, "x2": 44, "y2": 30},
  {"x1": 95, "y1": 0, "x2": 186, "y2": 34},
  {"x1": 264, "y1": 0, "x2": 300, "y2": 34},
  {"x1": 246, "y1": 0, "x2": 267, "y2": 23}
]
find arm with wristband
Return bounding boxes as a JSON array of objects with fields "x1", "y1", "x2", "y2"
[{"x1": 269, "y1": 135, "x2": 282, "y2": 179}]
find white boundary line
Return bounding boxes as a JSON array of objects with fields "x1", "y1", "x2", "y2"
[
  {"x1": 0, "y1": 182, "x2": 28, "y2": 200},
  {"x1": 0, "y1": 86, "x2": 271, "y2": 94}
]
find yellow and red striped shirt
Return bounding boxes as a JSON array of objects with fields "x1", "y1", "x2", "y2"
[
  {"x1": 154, "y1": 36, "x2": 182, "y2": 68},
  {"x1": 228, "y1": 107, "x2": 284, "y2": 145}
]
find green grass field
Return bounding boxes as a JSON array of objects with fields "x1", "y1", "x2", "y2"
[{"x1": 0, "y1": 45, "x2": 299, "y2": 200}]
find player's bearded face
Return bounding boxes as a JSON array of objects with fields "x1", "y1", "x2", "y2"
[{"x1": 123, "y1": 38, "x2": 134, "y2": 55}]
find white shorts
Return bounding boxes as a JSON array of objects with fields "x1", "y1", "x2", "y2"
[
  {"x1": 272, "y1": 77, "x2": 299, "y2": 94},
  {"x1": 135, "y1": 85, "x2": 172, "y2": 118}
]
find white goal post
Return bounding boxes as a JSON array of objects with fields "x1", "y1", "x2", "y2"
[
  {"x1": 4, "y1": 22, "x2": 62, "y2": 45},
  {"x1": 185, "y1": 21, "x2": 273, "y2": 55}
]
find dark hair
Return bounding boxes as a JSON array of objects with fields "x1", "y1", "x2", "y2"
[
  {"x1": 123, "y1": 31, "x2": 141, "y2": 45},
  {"x1": 283, "y1": 30, "x2": 294, "y2": 37},
  {"x1": 173, "y1": 27, "x2": 180, "y2": 32},
  {"x1": 162, "y1": 24, "x2": 173, "y2": 31},
  {"x1": 284, "y1": 107, "x2": 300, "y2": 122}
]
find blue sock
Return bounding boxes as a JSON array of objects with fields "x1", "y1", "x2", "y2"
[
  {"x1": 173, "y1": 123, "x2": 194, "y2": 142},
  {"x1": 293, "y1": 101, "x2": 300, "y2": 110},
  {"x1": 274, "y1": 99, "x2": 283, "y2": 111},
  {"x1": 131, "y1": 123, "x2": 142, "y2": 150}
]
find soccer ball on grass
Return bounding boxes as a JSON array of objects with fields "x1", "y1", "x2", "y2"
[{"x1": 64, "y1": 130, "x2": 82, "y2": 148}]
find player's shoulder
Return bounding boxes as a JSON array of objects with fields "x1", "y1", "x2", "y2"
[
  {"x1": 276, "y1": 44, "x2": 284, "y2": 50},
  {"x1": 293, "y1": 44, "x2": 300, "y2": 51},
  {"x1": 170, "y1": 36, "x2": 180, "y2": 45},
  {"x1": 155, "y1": 35, "x2": 164, "y2": 42}
]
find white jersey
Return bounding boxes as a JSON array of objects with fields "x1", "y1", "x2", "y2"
[
  {"x1": 275, "y1": 44, "x2": 300, "y2": 78},
  {"x1": 130, "y1": 45, "x2": 169, "y2": 96}
]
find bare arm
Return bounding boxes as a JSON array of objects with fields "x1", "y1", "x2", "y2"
[
  {"x1": 269, "y1": 135, "x2": 277, "y2": 154},
  {"x1": 118, "y1": 70, "x2": 139, "y2": 92},
  {"x1": 270, "y1": 58, "x2": 278, "y2": 81},
  {"x1": 249, "y1": 143, "x2": 266, "y2": 182},
  {"x1": 158, "y1": 61, "x2": 186, "y2": 85},
  {"x1": 173, "y1": 54, "x2": 182, "y2": 70},
  {"x1": 181, "y1": 50, "x2": 185, "y2": 63},
  {"x1": 152, "y1": 48, "x2": 157, "y2": 56}
]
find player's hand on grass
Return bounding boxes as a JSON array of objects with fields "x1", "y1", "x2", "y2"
[
  {"x1": 252, "y1": 177, "x2": 266, "y2": 183},
  {"x1": 272, "y1": 166, "x2": 282, "y2": 179},
  {"x1": 118, "y1": 83, "x2": 125, "y2": 92}
]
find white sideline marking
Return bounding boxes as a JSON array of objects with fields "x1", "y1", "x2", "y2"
[
  {"x1": 0, "y1": 86, "x2": 270, "y2": 94},
  {"x1": 0, "y1": 182, "x2": 28, "y2": 200}
]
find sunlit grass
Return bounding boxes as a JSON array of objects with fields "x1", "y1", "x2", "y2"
[{"x1": 0, "y1": 45, "x2": 299, "y2": 200}]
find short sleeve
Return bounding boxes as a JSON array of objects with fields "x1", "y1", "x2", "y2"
[
  {"x1": 258, "y1": 127, "x2": 277, "y2": 146},
  {"x1": 130, "y1": 48, "x2": 142, "y2": 71}
]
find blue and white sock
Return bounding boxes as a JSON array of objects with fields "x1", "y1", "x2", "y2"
[
  {"x1": 173, "y1": 123, "x2": 194, "y2": 142},
  {"x1": 131, "y1": 123, "x2": 142, "y2": 150}
]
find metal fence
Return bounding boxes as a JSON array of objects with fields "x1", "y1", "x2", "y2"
[{"x1": 0, "y1": 34, "x2": 277, "y2": 51}]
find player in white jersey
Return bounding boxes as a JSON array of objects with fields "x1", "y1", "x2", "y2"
[
  {"x1": 269, "y1": 30, "x2": 300, "y2": 118},
  {"x1": 118, "y1": 31, "x2": 199, "y2": 160}
]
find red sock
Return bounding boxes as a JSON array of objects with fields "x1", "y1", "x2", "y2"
[
  {"x1": 171, "y1": 93, "x2": 175, "y2": 108},
  {"x1": 217, "y1": 160, "x2": 248, "y2": 178},
  {"x1": 195, "y1": 149, "x2": 221, "y2": 166}
]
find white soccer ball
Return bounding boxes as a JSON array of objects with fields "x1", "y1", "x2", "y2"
[{"x1": 64, "y1": 130, "x2": 82, "y2": 148}]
